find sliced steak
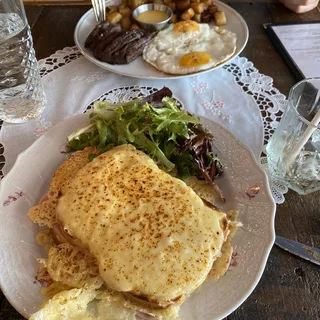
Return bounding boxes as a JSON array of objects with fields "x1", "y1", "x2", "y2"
[
  {"x1": 123, "y1": 32, "x2": 153, "y2": 63},
  {"x1": 111, "y1": 32, "x2": 154, "y2": 64},
  {"x1": 85, "y1": 23, "x2": 155, "y2": 65},
  {"x1": 101, "y1": 29, "x2": 146, "y2": 63},
  {"x1": 90, "y1": 23, "x2": 122, "y2": 52},
  {"x1": 92, "y1": 28, "x2": 124, "y2": 60},
  {"x1": 84, "y1": 21, "x2": 110, "y2": 48}
]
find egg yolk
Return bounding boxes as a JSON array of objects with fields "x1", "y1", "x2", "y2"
[
  {"x1": 173, "y1": 20, "x2": 200, "y2": 33},
  {"x1": 179, "y1": 52, "x2": 212, "y2": 67}
]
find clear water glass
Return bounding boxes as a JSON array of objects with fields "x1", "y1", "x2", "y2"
[
  {"x1": 0, "y1": 0, "x2": 46, "y2": 123},
  {"x1": 266, "y1": 78, "x2": 320, "y2": 195}
]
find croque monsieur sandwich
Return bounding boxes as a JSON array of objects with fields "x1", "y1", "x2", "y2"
[{"x1": 28, "y1": 144, "x2": 239, "y2": 320}]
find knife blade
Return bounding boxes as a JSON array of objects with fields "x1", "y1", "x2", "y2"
[{"x1": 275, "y1": 235, "x2": 320, "y2": 266}]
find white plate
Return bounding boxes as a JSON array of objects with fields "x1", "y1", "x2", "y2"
[
  {"x1": 0, "y1": 113, "x2": 275, "y2": 320},
  {"x1": 74, "y1": 1, "x2": 249, "y2": 79}
]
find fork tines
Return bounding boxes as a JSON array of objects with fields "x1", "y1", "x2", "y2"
[{"x1": 92, "y1": 0, "x2": 106, "y2": 22}]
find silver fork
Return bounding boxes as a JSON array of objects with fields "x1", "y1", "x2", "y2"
[{"x1": 91, "y1": 0, "x2": 106, "y2": 22}]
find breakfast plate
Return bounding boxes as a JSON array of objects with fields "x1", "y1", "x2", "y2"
[
  {"x1": 74, "y1": 0, "x2": 249, "y2": 79},
  {"x1": 0, "y1": 96, "x2": 275, "y2": 319}
]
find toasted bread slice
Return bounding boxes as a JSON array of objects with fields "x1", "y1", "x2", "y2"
[
  {"x1": 28, "y1": 147, "x2": 97, "y2": 227},
  {"x1": 56, "y1": 144, "x2": 229, "y2": 306}
]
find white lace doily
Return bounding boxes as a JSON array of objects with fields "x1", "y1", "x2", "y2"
[
  {"x1": 260, "y1": 156, "x2": 288, "y2": 204},
  {"x1": 0, "y1": 47, "x2": 289, "y2": 203},
  {"x1": 37, "y1": 47, "x2": 287, "y2": 146},
  {"x1": 38, "y1": 47, "x2": 82, "y2": 77}
]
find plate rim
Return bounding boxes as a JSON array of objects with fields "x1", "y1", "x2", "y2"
[
  {"x1": 73, "y1": 1, "x2": 249, "y2": 80},
  {"x1": 0, "y1": 113, "x2": 275, "y2": 320},
  {"x1": 198, "y1": 115, "x2": 276, "y2": 319}
]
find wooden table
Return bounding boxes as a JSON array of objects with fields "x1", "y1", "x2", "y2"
[{"x1": 1, "y1": 3, "x2": 320, "y2": 320}]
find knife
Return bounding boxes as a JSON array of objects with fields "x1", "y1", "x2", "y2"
[{"x1": 275, "y1": 235, "x2": 320, "y2": 266}]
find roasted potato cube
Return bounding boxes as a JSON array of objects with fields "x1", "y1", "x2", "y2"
[
  {"x1": 120, "y1": 16, "x2": 132, "y2": 29},
  {"x1": 121, "y1": 0, "x2": 128, "y2": 5},
  {"x1": 167, "y1": 1, "x2": 176, "y2": 11},
  {"x1": 107, "y1": 12, "x2": 122, "y2": 23},
  {"x1": 214, "y1": 11, "x2": 226, "y2": 26},
  {"x1": 203, "y1": 3, "x2": 208, "y2": 10},
  {"x1": 170, "y1": 13, "x2": 178, "y2": 23},
  {"x1": 176, "y1": 0, "x2": 190, "y2": 11},
  {"x1": 200, "y1": 9, "x2": 212, "y2": 23},
  {"x1": 130, "y1": 0, "x2": 144, "y2": 9},
  {"x1": 107, "y1": 5, "x2": 119, "y2": 13},
  {"x1": 190, "y1": 0, "x2": 200, "y2": 3},
  {"x1": 193, "y1": 13, "x2": 201, "y2": 22},
  {"x1": 208, "y1": 3, "x2": 218, "y2": 14},
  {"x1": 130, "y1": 23, "x2": 140, "y2": 30},
  {"x1": 119, "y1": 6, "x2": 132, "y2": 17},
  {"x1": 200, "y1": 0, "x2": 213, "y2": 5},
  {"x1": 190, "y1": 2, "x2": 205, "y2": 13},
  {"x1": 181, "y1": 8, "x2": 195, "y2": 20}
]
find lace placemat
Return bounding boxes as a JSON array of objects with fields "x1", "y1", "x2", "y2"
[
  {"x1": 37, "y1": 47, "x2": 287, "y2": 146},
  {"x1": 0, "y1": 47, "x2": 288, "y2": 203}
]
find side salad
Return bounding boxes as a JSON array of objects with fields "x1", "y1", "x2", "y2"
[{"x1": 67, "y1": 87, "x2": 224, "y2": 200}]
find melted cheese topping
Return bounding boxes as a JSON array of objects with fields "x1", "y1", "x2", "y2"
[{"x1": 56, "y1": 144, "x2": 226, "y2": 304}]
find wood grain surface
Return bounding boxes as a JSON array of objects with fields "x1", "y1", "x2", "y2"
[{"x1": 1, "y1": 3, "x2": 319, "y2": 320}]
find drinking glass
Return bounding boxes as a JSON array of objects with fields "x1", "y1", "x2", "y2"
[
  {"x1": 266, "y1": 78, "x2": 320, "y2": 195},
  {"x1": 0, "y1": 0, "x2": 46, "y2": 123}
]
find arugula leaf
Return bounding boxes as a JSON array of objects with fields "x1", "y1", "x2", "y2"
[{"x1": 66, "y1": 87, "x2": 224, "y2": 200}]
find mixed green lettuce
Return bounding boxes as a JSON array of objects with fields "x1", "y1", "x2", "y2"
[{"x1": 67, "y1": 87, "x2": 224, "y2": 200}]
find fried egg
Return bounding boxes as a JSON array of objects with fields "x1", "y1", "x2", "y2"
[{"x1": 143, "y1": 21, "x2": 237, "y2": 75}]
